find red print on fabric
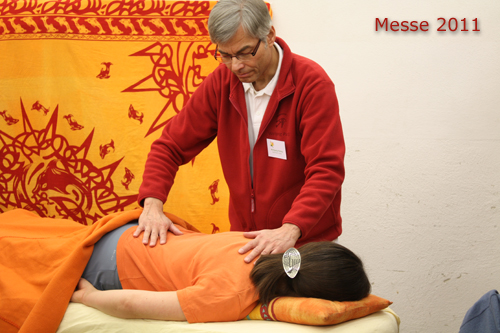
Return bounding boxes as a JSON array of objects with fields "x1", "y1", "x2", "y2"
[
  {"x1": 0, "y1": 1, "x2": 212, "y2": 37},
  {"x1": 63, "y1": 114, "x2": 84, "y2": 131},
  {"x1": 260, "y1": 303, "x2": 273, "y2": 321},
  {"x1": 96, "y1": 62, "x2": 113, "y2": 79},
  {"x1": 0, "y1": 1, "x2": 218, "y2": 222},
  {"x1": 122, "y1": 41, "x2": 214, "y2": 137},
  {"x1": 32, "y1": 101, "x2": 50, "y2": 115},
  {"x1": 0, "y1": 100, "x2": 137, "y2": 224},
  {"x1": 0, "y1": 110, "x2": 19, "y2": 125},
  {"x1": 210, "y1": 223, "x2": 220, "y2": 234},
  {"x1": 121, "y1": 167, "x2": 135, "y2": 190},
  {"x1": 128, "y1": 104, "x2": 144, "y2": 124},
  {"x1": 209, "y1": 179, "x2": 220, "y2": 205},
  {"x1": 99, "y1": 140, "x2": 115, "y2": 159}
]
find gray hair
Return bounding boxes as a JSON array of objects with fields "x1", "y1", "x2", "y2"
[{"x1": 208, "y1": 0, "x2": 272, "y2": 45}]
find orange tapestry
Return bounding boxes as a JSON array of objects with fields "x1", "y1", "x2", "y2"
[{"x1": 0, "y1": 0, "x2": 235, "y2": 233}]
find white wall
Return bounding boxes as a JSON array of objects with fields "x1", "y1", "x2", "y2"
[{"x1": 270, "y1": 0, "x2": 500, "y2": 332}]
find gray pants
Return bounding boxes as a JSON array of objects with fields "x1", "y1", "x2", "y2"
[{"x1": 82, "y1": 221, "x2": 138, "y2": 290}]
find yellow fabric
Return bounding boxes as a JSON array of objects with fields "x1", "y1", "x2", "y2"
[
  {"x1": 0, "y1": 0, "x2": 231, "y2": 233},
  {"x1": 246, "y1": 294, "x2": 393, "y2": 326}
]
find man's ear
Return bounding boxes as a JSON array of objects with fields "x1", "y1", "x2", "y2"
[{"x1": 266, "y1": 26, "x2": 276, "y2": 46}]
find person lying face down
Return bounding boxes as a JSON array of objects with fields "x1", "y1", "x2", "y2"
[{"x1": 72, "y1": 221, "x2": 371, "y2": 323}]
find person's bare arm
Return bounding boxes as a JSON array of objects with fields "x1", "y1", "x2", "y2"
[
  {"x1": 135, "y1": 197, "x2": 183, "y2": 246},
  {"x1": 71, "y1": 278, "x2": 186, "y2": 321}
]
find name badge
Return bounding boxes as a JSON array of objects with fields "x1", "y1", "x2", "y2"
[{"x1": 266, "y1": 139, "x2": 287, "y2": 160}]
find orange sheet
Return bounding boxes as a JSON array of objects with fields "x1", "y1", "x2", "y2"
[{"x1": 0, "y1": 208, "x2": 192, "y2": 333}]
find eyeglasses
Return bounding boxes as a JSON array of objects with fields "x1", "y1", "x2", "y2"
[{"x1": 214, "y1": 40, "x2": 261, "y2": 64}]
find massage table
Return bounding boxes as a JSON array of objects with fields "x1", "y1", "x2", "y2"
[{"x1": 58, "y1": 303, "x2": 400, "y2": 333}]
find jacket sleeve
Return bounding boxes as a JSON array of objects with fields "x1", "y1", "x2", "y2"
[
  {"x1": 282, "y1": 69, "x2": 345, "y2": 239},
  {"x1": 137, "y1": 71, "x2": 220, "y2": 206}
]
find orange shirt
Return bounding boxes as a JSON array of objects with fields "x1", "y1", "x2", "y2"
[{"x1": 116, "y1": 226, "x2": 259, "y2": 323}]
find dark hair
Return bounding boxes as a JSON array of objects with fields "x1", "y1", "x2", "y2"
[{"x1": 250, "y1": 242, "x2": 371, "y2": 304}]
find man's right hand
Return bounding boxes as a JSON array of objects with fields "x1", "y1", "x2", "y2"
[{"x1": 134, "y1": 197, "x2": 183, "y2": 246}]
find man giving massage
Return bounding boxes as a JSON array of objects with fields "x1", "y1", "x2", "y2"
[{"x1": 137, "y1": 0, "x2": 346, "y2": 263}]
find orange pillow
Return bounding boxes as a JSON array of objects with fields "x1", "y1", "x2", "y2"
[{"x1": 246, "y1": 294, "x2": 392, "y2": 326}]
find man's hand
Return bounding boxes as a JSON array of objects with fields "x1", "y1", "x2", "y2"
[
  {"x1": 238, "y1": 223, "x2": 301, "y2": 263},
  {"x1": 134, "y1": 197, "x2": 183, "y2": 246}
]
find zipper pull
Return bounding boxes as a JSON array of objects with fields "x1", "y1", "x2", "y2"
[{"x1": 251, "y1": 191, "x2": 255, "y2": 213}]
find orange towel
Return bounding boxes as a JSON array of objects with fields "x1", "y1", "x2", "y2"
[{"x1": 0, "y1": 209, "x2": 146, "y2": 333}]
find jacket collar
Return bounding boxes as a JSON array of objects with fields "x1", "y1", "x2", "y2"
[{"x1": 273, "y1": 37, "x2": 295, "y2": 99}]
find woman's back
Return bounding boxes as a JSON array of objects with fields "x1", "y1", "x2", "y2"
[{"x1": 117, "y1": 226, "x2": 259, "y2": 322}]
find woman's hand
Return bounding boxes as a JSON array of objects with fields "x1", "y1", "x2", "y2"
[
  {"x1": 71, "y1": 278, "x2": 97, "y2": 304},
  {"x1": 71, "y1": 278, "x2": 186, "y2": 321}
]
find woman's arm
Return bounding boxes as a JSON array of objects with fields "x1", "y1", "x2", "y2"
[{"x1": 71, "y1": 278, "x2": 186, "y2": 321}]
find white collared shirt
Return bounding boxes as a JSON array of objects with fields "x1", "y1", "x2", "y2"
[{"x1": 243, "y1": 42, "x2": 283, "y2": 178}]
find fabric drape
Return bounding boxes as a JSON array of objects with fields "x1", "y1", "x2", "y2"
[{"x1": 0, "y1": 0, "x2": 231, "y2": 234}]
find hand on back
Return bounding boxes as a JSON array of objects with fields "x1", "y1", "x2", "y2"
[{"x1": 134, "y1": 197, "x2": 183, "y2": 246}]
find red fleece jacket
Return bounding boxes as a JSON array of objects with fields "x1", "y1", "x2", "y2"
[{"x1": 139, "y1": 37, "x2": 345, "y2": 245}]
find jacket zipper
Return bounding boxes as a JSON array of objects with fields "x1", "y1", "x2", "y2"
[
  {"x1": 251, "y1": 189, "x2": 255, "y2": 213},
  {"x1": 250, "y1": 188, "x2": 257, "y2": 230}
]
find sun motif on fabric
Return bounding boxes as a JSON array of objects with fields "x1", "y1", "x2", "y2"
[
  {"x1": 0, "y1": 100, "x2": 137, "y2": 224},
  {"x1": 122, "y1": 41, "x2": 216, "y2": 137}
]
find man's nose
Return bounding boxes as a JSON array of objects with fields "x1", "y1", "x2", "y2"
[{"x1": 230, "y1": 57, "x2": 245, "y2": 71}]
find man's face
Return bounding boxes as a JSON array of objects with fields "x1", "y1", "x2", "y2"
[{"x1": 217, "y1": 26, "x2": 276, "y2": 88}]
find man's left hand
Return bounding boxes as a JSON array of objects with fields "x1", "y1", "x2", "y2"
[{"x1": 238, "y1": 223, "x2": 301, "y2": 263}]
